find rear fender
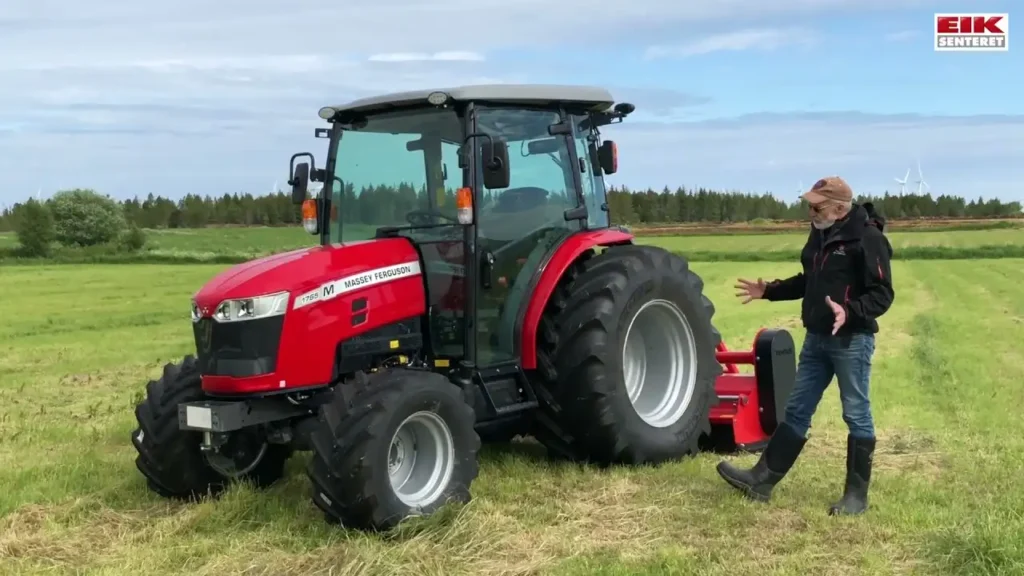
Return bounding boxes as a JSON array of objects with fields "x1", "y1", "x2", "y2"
[{"x1": 516, "y1": 228, "x2": 634, "y2": 369}]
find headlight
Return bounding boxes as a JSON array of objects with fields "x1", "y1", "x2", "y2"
[
  {"x1": 210, "y1": 292, "x2": 290, "y2": 323},
  {"x1": 191, "y1": 300, "x2": 202, "y2": 323}
]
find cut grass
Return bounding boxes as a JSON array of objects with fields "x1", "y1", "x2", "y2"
[{"x1": 2, "y1": 259, "x2": 1023, "y2": 575}]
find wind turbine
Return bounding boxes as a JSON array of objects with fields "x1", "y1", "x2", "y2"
[
  {"x1": 894, "y1": 169, "x2": 910, "y2": 195},
  {"x1": 914, "y1": 159, "x2": 929, "y2": 194}
]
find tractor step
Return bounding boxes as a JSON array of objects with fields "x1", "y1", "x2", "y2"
[
  {"x1": 475, "y1": 364, "x2": 539, "y2": 417},
  {"x1": 494, "y1": 399, "x2": 539, "y2": 415}
]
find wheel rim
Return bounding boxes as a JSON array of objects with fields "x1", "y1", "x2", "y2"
[
  {"x1": 388, "y1": 411, "x2": 456, "y2": 508},
  {"x1": 621, "y1": 298, "x2": 699, "y2": 428}
]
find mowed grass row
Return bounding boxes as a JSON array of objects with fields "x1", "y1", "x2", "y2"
[
  {"x1": 1, "y1": 260, "x2": 1023, "y2": 575},
  {"x1": 3, "y1": 225, "x2": 1024, "y2": 265},
  {"x1": 81, "y1": 225, "x2": 1024, "y2": 254}
]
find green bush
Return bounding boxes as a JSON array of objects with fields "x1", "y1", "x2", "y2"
[
  {"x1": 14, "y1": 198, "x2": 56, "y2": 257},
  {"x1": 120, "y1": 224, "x2": 147, "y2": 252},
  {"x1": 50, "y1": 188, "x2": 127, "y2": 247}
]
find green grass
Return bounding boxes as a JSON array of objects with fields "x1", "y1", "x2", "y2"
[
  {"x1": 3, "y1": 226, "x2": 1024, "y2": 265},
  {"x1": 641, "y1": 228, "x2": 1024, "y2": 252},
  {"x1": 2, "y1": 259, "x2": 1023, "y2": 575}
]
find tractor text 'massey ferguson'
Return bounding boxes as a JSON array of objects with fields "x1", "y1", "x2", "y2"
[
  {"x1": 293, "y1": 261, "x2": 422, "y2": 309},
  {"x1": 935, "y1": 13, "x2": 1009, "y2": 51}
]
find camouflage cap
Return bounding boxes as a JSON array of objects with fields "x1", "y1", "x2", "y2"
[{"x1": 802, "y1": 176, "x2": 853, "y2": 204}]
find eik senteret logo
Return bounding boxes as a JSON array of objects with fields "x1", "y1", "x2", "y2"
[{"x1": 935, "y1": 13, "x2": 1009, "y2": 51}]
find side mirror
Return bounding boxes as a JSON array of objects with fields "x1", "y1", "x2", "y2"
[
  {"x1": 597, "y1": 140, "x2": 617, "y2": 175},
  {"x1": 290, "y1": 162, "x2": 310, "y2": 204},
  {"x1": 482, "y1": 139, "x2": 510, "y2": 189}
]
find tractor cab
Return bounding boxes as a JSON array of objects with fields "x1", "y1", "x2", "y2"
[{"x1": 289, "y1": 86, "x2": 633, "y2": 378}]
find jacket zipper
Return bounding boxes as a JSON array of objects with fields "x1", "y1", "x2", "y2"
[
  {"x1": 809, "y1": 229, "x2": 825, "y2": 327},
  {"x1": 812, "y1": 228, "x2": 843, "y2": 332}
]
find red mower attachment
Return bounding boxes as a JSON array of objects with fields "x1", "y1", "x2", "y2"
[{"x1": 704, "y1": 328, "x2": 797, "y2": 453}]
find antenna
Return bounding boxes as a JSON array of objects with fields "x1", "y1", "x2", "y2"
[
  {"x1": 915, "y1": 159, "x2": 929, "y2": 194},
  {"x1": 894, "y1": 168, "x2": 909, "y2": 195}
]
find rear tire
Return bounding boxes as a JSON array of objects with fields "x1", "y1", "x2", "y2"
[
  {"x1": 531, "y1": 245, "x2": 722, "y2": 465},
  {"x1": 131, "y1": 355, "x2": 291, "y2": 499},
  {"x1": 307, "y1": 368, "x2": 480, "y2": 531}
]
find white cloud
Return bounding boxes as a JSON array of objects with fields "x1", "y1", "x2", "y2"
[
  {"x1": 645, "y1": 28, "x2": 816, "y2": 58},
  {"x1": 368, "y1": 52, "x2": 485, "y2": 62},
  {"x1": 0, "y1": 0, "x2": 934, "y2": 65},
  {"x1": 602, "y1": 113, "x2": 1024, "y2": 200},
  {"x1": 3, "y1": 0, "x2": 1016, "y2": 205}
]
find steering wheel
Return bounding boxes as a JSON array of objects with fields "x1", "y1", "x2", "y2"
[{"x1": 406, "y1": 210, "x2": 459, "y2": 226}]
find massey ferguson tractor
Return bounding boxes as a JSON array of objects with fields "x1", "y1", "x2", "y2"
[{"x1": 131, "y1": 84, "x2": 796, "y2": 531}]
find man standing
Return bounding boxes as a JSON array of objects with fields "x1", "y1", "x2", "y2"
[{"x1": 717, "y1": 176, "x2": 894, "y2": 516}]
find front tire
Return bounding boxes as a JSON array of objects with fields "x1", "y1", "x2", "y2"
[
  {"x1": 131, "y1": 355, "x2": 291, "y2": 499},
  {"x1": 531, "y1": 245, "x2": 722, "y2": 465},
  {"x1": 306, "y1": 368, "x2": 480, "y2": 531}
]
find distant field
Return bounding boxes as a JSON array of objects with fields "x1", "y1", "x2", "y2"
[
  {"x1": 1, "y1": 260, "x2": 1022, "y2": 574},
  {"x1": 4, "y1": 224, "x2": 1024, "y2": 265},
  {"x1": 638, "y1": 217, "x2": 1024, "y2": 236},
  {"x1": 135, "y1": 226, "x2": 1024, "y2": 254},
  {"x1": 90, "y1": 225, "x2": 1024, "y2": 263},
  {"x1": 4, "y1": 223, "x2": 1021, "y2": 264},
  {"x1": 642, "y1": 227, "x2": 1024, "y2": 253}
]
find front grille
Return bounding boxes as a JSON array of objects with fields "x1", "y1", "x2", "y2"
[{"x1": 193, "y1": 315, "x2": 284, "y2": 377}]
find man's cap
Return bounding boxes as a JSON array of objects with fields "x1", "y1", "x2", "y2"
[{"x1": 802, "y1": 176, "x2": 853, "y2": 204}]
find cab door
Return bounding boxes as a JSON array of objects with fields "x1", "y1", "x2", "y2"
[{"x1": 471, "y1": 107, "x2": 582, "y2": 366}]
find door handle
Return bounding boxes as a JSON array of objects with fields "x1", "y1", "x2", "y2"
[{"x1": 480, "y1": 250, "x2": 495, "y2": 290}]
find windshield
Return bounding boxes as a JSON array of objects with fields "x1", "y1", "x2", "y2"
[{"x1": 327, "y1": 107, "x2": 464, "y2": 243}]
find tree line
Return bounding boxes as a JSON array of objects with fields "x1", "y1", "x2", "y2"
[{"x1": 1, "y1": 184, "x2": 1020, "y2": 232}]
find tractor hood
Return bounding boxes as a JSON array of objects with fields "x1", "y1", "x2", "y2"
[{"x1": 191, "y1": 238, "x2": 421, "y2": 313}]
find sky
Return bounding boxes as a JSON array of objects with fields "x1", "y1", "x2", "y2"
[{"x1": 0, "y1": 1, "x2": 1021, "y2": 207}]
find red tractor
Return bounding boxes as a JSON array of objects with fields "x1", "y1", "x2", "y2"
[{"x1": 131, "y1": 85, "x2": 796, "y2": 531}]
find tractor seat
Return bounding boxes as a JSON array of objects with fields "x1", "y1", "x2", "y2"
[{"x1": 492, "y1": 186, "x2": 549, "y2": 213}]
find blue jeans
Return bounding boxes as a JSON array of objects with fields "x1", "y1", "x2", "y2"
[{"x1": 783, "y1": 332, "x2": 876, "y2": 440}]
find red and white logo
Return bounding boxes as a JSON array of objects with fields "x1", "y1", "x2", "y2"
[{"x1": 935, "y1": 13, "x2": 1009, "y2": 51}]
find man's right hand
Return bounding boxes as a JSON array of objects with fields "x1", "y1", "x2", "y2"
[{"x1": 735, "y1": 278, "x2": 767, "y2": 304}]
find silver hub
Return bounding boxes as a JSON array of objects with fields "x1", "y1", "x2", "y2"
[
  {"x1": 621, "y1": 299, "x2": 699, "y2": 428},
  {"x1": 388, "y1": 411, "x2": 455, "y2": 509}
]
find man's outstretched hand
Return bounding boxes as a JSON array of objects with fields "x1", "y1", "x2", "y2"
[
  {"x1": 825, "y1": 295, "x2": 846, "y2": 335},
  {"x1": 735, "y1": 278, "x2": 767, "y2": 304}
]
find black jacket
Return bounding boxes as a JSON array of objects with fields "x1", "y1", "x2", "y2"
[{"x1": 763, "y1": 203, "x2": 894, "y2": 335}]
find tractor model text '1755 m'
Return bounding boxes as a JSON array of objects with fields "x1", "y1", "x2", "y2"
[{"x1": 131, "y1": 84, "x2": 797, "y2": 531}]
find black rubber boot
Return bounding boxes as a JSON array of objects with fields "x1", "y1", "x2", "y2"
[
  {"x1": 716, "y1": 421, "x2": 807, "y2": 502},
  {"x1": 828, "y1": 435, "x2": 875, "y2": 516}
]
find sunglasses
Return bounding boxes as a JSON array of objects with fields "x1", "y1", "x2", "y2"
[{"x1": 809, "y1": 202, "x2": 835, "y2": 214}]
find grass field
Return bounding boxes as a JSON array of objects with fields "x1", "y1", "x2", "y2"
[
  {"x1": 2, "y1": 255, "x2": 1023, "y2": 575},
  {"x1": 4, "y1": 224, "x2": 1024, "y2": 264},
  {"x1": 85, "y1": 225, "x2": 1024, "y2": 254}
]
